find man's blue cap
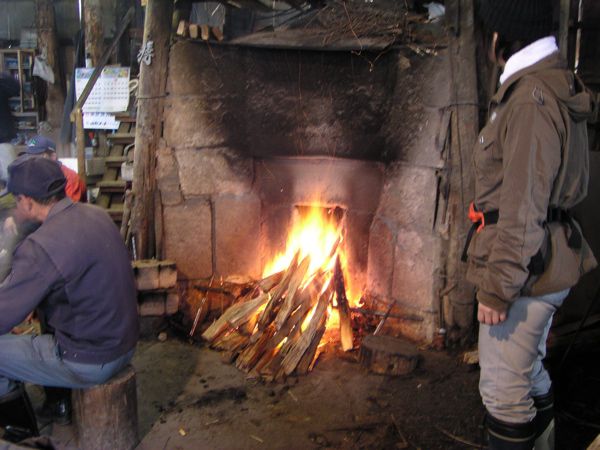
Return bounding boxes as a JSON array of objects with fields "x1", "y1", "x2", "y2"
[
  {"x1": 7, "y1": 155, "x2": 66, "y2": 199},
  {"x1": 25, "y1": 135, "x2": 56, "y2": 155}
]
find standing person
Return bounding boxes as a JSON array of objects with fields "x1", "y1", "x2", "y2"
[
  {"x1": 464, "y1": 1, "x2": 597, "y2": 449},
  {"x1": 24, "y1": 135, "x2": 87, "y2": 202},
  {"x1": 0, "y1": 156, "x2": 138, "y2": 441},
  {"x1": 0, "y1": 73, "x2": 19, "y2": 183}
]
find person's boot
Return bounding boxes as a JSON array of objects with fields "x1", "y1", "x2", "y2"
[
  {"x1": 533, "y1": 390, "x2": 554, "y2": 450},
  {"x1": 486, "y1": 413, "x2": 536, "y2": 450},
  {"x1": 36, "y1": 386, "x2": 72, "y2": 426},
  {"x1": 0, "y1": 384, "x2": 39, "y2": 442}
]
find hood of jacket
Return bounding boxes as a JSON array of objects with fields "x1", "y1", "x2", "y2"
[{"x1": 493, "y1": 52, "x2": 594, "y2": 123}]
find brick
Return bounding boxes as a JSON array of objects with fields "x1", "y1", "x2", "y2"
[
  {"x1": 214, "y1": 193, "x2": 261, "y2": 279},
  {"x1": 163, "y1": 199, "x2": 213, "y2": 280},
  {"x1": 175, "y1": 148, "x2": 253, "y2": 197}
]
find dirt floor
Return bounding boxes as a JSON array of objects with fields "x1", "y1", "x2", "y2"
[
  {"x1": 20, "y1": 333, "x2": 600, "y2": 449},
  {"x1": 134, "y1": 336, "x2": 485, "y2": 450}
]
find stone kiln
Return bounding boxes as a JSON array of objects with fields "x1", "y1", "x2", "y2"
[{"x1": 157, "y1": 40, "x2": 456, "y2": 342}]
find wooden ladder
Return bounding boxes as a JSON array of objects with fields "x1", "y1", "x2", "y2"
[{"x1": 96, "y1": 118, "x2": 135, "y2": 225}]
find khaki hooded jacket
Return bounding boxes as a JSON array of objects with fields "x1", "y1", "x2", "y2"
[{"x1": 466, "y1": 52, "x2": 596, "y2": 312}]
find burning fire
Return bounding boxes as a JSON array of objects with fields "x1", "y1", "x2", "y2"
[
  {"x1": 262, "y1": 206, "x2": 361, "y2": 329},
  {"x1": 202, "y1": 204, "x2": 362, "y2": 381}
]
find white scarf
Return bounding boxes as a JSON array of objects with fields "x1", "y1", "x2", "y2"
[{"x1": 499, "y1": 36, "x2": 559, "y2": 85}]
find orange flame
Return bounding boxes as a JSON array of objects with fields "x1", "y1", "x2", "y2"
[{"x1": 263, "y1": 206, "x2": 361, "y2": 332}]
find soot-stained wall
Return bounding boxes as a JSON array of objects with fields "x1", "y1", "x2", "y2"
[{"x1": 159, "y1": 40, "x2": 452, "y2": 342}]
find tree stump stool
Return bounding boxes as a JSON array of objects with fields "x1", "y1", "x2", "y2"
[
  {"x1": 72, "y1": 365, "x2": 138, "y2": 450},
  {"x1": 359, "y1": 335, "x2": 420, "y2": 376}
]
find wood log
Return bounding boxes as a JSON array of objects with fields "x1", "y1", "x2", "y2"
[
  {"x1": 200, "y1": 24, "x2": 210, "y2": 40},
  {"x1": 73, "y1": 365, "x2": 138, "y2": 450},
  {"x1": 201, "y1": 293, "x2": 268, "y2": 342},
  {"x1": 280, "y1": 286, "x2": 332, "y2": 376},
  {"x1": 296, "y1": 321, "x2": 326, "y2": 375},
  {"x1": 258, "y1": 271, "x2": 284, "y2": 293},
  {"x1": 257, "y1": 253, "x2": 299, "y2": 330},
  {"x1": 211, "y1": 330, "x2": 249, "y2": 353},
  {"x1": 189, "y1": 23, "x2": 199, "y2": 39},
  {"x1": 176, "y1": 19, "x2": 189, "y2": 37},
  {"x1": 359, "y1": 335, "x2": 420, "y2": 376},
  {"x1": 273, "y1": 256, "x2": 311, "y2": 330},
  {"x1": 333, "y1": 256, "x2": 353, "y2": 351},
  {"x1": 236, "y1": 327, "x2": 275, "y2": 372}
]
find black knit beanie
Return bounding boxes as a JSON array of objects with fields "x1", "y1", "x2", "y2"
[{"x1": 479, "y1": 0, "x2": 553, "y2": 42}]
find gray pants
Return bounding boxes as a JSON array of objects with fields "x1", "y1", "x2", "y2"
[
  {"x1": 478, "y1": 289, "x2": 568, "y2": 423},
  {"x1": 0, "y1": 334, "x2": 134, "y2": 397}
]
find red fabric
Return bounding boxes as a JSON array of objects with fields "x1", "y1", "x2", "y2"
[{"x1": 60, "y1": 165, "x2": 87, "y2": 202}]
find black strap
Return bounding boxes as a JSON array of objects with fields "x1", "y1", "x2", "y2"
[
  {"x1": 461, "y1": 206, "x2": 581, "y2": 275},
  {"x1": 460, "y1": 209, "x2": 499, "y2": 263}
]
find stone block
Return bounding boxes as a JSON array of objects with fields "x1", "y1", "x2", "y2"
[
  {"x1": 166, "y1": 292, "x2": 180, "y2": 315},
  {"x1": 163, "y1": 96, "x2": 242, "y2": 149},
  {"x1": 366, "y1": 217, "x2": 395, "y2": 299},
  {"x1": 167, "y1": 41, "x2": 238, "y2": 96},
  {"x1": 214, "y1": 193, "x2": 261, "y2": 279},
  {"x1": 377, "y1": 164, "x2": 438, "y2": 232},
  {"x1": 138, "y1": 292, "x2": 166, "y2": 317},
  {"x1": 156, "y1": 146, "x2": 183, "y2": 206},
  {"x1": 175, "y1": 148, "x2": 253, "y2": 197},
  {"x1": 391, "y1": 228, "x2": 442, "y2": 314},
  {"x1": 132, "y1": 260, "x2": 159, "y2": 291},
  {"x1": 163, "y1": 199, "x2": 213, "y2": 280}
]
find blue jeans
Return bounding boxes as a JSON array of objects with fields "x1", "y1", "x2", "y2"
[
  {"x1": 478, "y1": 289, "x2": 569, "y2": 423},
  {"x1": 0, "y1": 334, "x2": 134, "y2": 396}
]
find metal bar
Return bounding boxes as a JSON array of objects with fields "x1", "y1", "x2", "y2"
[{"x1": 69, "y1": 6, "x2": 135, "y2": 122}]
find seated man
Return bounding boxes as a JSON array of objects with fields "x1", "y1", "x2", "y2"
[
  {"x1": 24, "y1": 136, "x2": 87, "y2": 202},
  {"x1": 0, "y1": 156, "x2": 138, "y2": 441}
]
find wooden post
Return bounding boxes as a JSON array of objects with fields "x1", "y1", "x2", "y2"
[
  {"x1": 35, "y1": 0, "x2": 65, "y2": 135},
  {"x1": 75, "y1": 109, "x2": 87, "y2": 184},
  {"x1": 443, "y1": 0, "x2": 478, "y2": 344},
  {"x1": 559, "y1": 0, "x2": 571, "y2": 60},
  {"x1": 131, "y1": 0, "x2": 173, "y2": 260},
  {"x1": 83, "y1": 0, "x2": 105, "y2": 67}
]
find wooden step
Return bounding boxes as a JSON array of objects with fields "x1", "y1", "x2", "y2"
[
  {"x1": 107, "y1": 133, "x2": 135, "y2": 144},
  {"x1": 107, "y1": 205, "x2": 124, "y2": 222},
  {"x1": 105, "y1": 156, "x2": 127, "y2": 168},
  {"x1": 97, "y1": 180, "x2": 127, "y2": 193}
]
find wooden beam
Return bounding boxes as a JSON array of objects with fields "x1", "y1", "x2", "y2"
[
  {"x1": 442, "y1": 0, "x2": 478, "y2": 343},
  {"x1": 559, "y1": 0, "x2": 571, "y2": 60},
  {"x1": 83, "y1": 0, "x2": 105, "y2": 67},
  {"x1": 131, "y1": 0, "x2": 173, "y2": 260},
  {"x1": 35, "y1": 0, "x2": 65, "y2": 136}
]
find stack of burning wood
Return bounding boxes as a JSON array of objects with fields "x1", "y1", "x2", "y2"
[{"x1": 201, "y1": 248, "x2": 354, "y2": 382}]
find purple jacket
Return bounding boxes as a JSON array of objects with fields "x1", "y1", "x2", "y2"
[{"x1": 0, "y1": 198, "x2": 139, "y2": 363}]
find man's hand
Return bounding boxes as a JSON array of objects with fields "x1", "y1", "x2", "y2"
[{"x1": 477, "y1": 303, "x2": 507, "y2": 325}]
